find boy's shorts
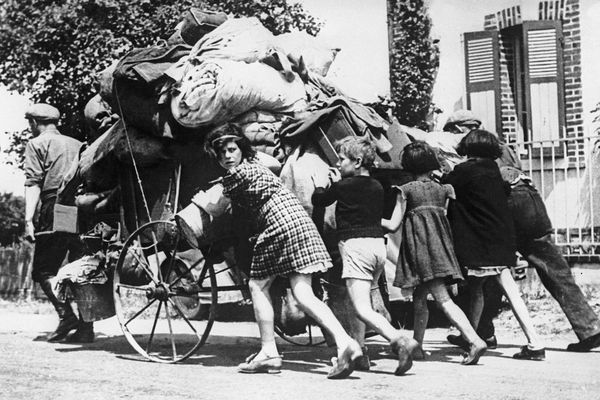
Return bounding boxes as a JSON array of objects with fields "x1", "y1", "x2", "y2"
[{"x1": 339, "y1": 237, "x2": 387, "y2": 285}]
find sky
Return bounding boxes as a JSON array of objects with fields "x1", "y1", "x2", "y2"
[{"x1": 0, "y1": 0, "x2": 390, "y2": 195}]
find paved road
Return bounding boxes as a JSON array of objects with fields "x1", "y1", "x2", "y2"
[{"x1": 0, "y1": 310, "x2": 599, "y2": 400}]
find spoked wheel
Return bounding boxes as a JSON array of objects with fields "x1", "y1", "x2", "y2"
[
  {"x1": 113, "y1": 220, "x2": 218, "y2": 363},
  {"x1": 275, "y1": 324, "x2": 327, "y2": 347}
]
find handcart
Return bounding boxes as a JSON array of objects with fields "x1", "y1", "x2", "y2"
[{"x1": 111, "y1": 162, "x2": 326, "y2": 364}]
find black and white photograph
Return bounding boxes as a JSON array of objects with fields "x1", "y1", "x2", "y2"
[{"x1": 0, "y1": 1, "x2": 598, "y2": 399}]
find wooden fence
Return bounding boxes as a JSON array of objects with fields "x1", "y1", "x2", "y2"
[{"x1": 0, "y1": 244, "x2": 36, "y2": 298}]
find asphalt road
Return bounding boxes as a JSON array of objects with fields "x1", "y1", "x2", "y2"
[{"x1": 0, "y1": 310, "x2": 599, "y2": 400}]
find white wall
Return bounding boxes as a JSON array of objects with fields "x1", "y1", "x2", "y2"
[{"x1": 580, "y1": 0, "x2": 600, "y2": 134}]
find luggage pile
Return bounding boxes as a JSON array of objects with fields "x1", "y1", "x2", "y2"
[{"x1": 82, "y1": 8, "x2": 398, "y2": 187}]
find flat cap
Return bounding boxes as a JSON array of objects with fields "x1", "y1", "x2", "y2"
[{"x1": 24, "y1": 103, "x2": 60, "y2": 121}]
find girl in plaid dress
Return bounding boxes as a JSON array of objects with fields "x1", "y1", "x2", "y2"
[{"x1": 201, "y1": 123, "x2": 362, "y2": 378}]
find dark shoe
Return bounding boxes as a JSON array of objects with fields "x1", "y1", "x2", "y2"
[
  {"x1": 461, "y1": 340, "x2": 487, "y2": 365},
  {"x1": 447, "y1": 334, "x2": 469, "y2": 351},
  {"x1": 354, "y1": 347, "x2": 370, "y2": 371},
  {"x1": 566, "y1": 332, "x2": 600, "y2": 352},
  {"x1": 39, "y1": 279, "x2": 79, "y2": 342},
  {"x1": 238, "y1": 353, "x2": 282, "y2": 374},
  {"x1": 65, "y1": 322, "x2": 95, "y2": 343},
  {"x1": 513, "y1": 346, "x2": 545, "y2": 361},
  {"x1": 483, "y1": 335, "x2": 497, "y2": 349},
  {"x1": 449, "y1": 334, "x2": 497, "y2": 351},
  {"x1": 411, "y1": 343, "x2": 426, "y2": 360},
  {"x1": 47, "y1": 313, "x2": 79, "y2": 342}
]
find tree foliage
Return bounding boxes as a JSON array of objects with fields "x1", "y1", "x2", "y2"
[
  {"x1": 388, "y1": 0, "x2": 439, "y2": 129},
  {"x1": 0, "y1": 0, "x2": 321, "y2": 165},
  {"x1": 0, "y1": 192, "x2": 25, "y2": 246}
]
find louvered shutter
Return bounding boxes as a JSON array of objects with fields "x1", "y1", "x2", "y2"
[
  {"x1": 464, "y1": 31, "x2": 501, "y2": 133},
  {"x1": 523, "y1": 20, "x2": 565, "y2": 145}
]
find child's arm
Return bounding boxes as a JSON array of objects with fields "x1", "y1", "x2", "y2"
[
  {"x1": 381, "y1": 192, "x2": 406, "y2": 232},
  {"x1": 311, "y1": 169, "x2": 339, "y2": 207}
]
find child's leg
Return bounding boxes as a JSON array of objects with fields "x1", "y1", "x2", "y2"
[
  {"x1": 346, "y1": 277, "x2": 417, "y2": 375},
  {"x1": 427, "y1": 278, "x2": 487, "y2": 365},
  {"x1": 495, "y1": 268, "x2": 544, "y2": 348},
  {"x1": 346, "y1": 278, "x2": 401, "y2": 341},
  {"x1": 289, "y1": 273, "x2": 361, "y2": 363},
  {"x1": 412, "y1": 285, "x2": 429, "y2": 346},
  {"x1": 468, "y1": 276, "x2": 486, "y2": 330},
  {"x1": 427, "y1": 279, "x2": 484, "y2": 346}
]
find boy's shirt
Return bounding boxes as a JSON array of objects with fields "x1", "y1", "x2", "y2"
[{"x1": 312, "y1": 175, "x2": 384, "y2": 241}]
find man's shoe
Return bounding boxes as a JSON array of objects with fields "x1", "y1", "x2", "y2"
[
  {"x1": 566, "y1": 332, "x2": 600, "y2": 352},
  {"x1": 483, "y1": 335, "x2": 497, "y2": 349},
  {"x1": 447, "y1": 334, "x2": 469, "y2": 351},
  {"x1": 354, "y1": 347, "x2": 370, "y2": 371},
  {"x1": 513, "y1": 346, "x2": 545, "y2": 361},
  {"x1": 47, "y1": 313, "x2": 79, "y2": 342},
  {"x1": 448, "y1": 334, "x2": 497, "y2": 350},
  {"x1": 65, "y1": 322, "x2": 95, "y2": 343}
]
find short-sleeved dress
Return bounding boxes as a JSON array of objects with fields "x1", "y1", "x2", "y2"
[
  {"x1": 393, "y1": 179, "x2": 463, "y2": 289},
  {"x1": 222, "y1": 161, "x2": 332, "y2": 279}
]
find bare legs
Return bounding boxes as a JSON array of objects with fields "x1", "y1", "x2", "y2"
[
  {"x1": 247, "y1": 276, "x2": 279, "y2": 358},
  {"x1": 496, "y1": 269, "x2": 543, "y2": 348},
  {"x1": 415, "y1": 279, "x2": 486, "y2": 364},
  {"x1": 246, "y1": 273, "x2": 361, "y2": 373},
  {"x1": 468, "y1": 270, "x2": 543, "y2": 349},
  {"x1": 289, "y1": 273, "x2": 360, "y2": 360},
  {"x1": 346, "y1": 278, "x2": 418, "y2": 374},
  {"x1": 346, "y1": 278, "x2": 408, "y2": 343},
  {"x1": 412, "y1": 285, "x2": 429, "y2": 347}
]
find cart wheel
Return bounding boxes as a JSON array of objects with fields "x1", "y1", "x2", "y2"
[
  {"x1": 113, "y1": 220, "x2": 218, "y2": 363},
  {"x1": 275, "y1": 324, "x2": 327, "y2": 347}
]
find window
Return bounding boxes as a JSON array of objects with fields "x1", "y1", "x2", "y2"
[{"x1": 464, "y1": 20, "x2": 565, "y2": 156}]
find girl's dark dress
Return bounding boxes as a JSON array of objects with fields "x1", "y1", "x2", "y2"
[
  {"x1": 394, "y1": 180, "x2": 463, "y2": 289},
  {"x1": 444, "y1": 158, "x2": 516, "y2": 268}
]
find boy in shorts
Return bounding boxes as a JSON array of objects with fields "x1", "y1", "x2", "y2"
[{"x1": 312, "y1": 137, "x2": 418, "y2": 375}]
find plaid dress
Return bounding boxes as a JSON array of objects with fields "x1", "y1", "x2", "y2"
[{"x1": 222, "y1": 161, "x2": 332, "y2": 279}]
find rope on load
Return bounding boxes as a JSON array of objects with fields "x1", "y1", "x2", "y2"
[{"x1": 113, "y1": 84, "x2": 153, "y2": 225}]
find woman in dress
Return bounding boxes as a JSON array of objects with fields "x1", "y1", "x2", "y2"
[{"x1": 197, "y1": 123, "x2": 362, "y2": 378}]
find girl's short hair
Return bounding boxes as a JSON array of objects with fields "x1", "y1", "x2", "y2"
[
  {"x1": 334, "y1": 136, "x2": 377, "y2": 169},
  {"x1": 456, "y1": 129, "x2": 503, "y2": 159},
  {"x1": 401, "y1": 141, "x2": 441, "y2": 174},
  {"x1": 204, "y1": 123, "x2": 256, "y2": 161}
]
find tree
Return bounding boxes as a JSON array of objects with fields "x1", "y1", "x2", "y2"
[
  {"x1": 0, "y1": 0, "x2": 321, "y2": 166},
  {"x1": 0, "y1": 192, "x2": 25, "y2": 246},
  {"x1": 388, "y1": 0, "x2": 439, "y2": 129}
]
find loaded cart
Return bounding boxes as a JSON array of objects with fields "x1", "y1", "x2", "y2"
[{"x1": 64, "y1": 10, "x2": 404, "y2": 363}]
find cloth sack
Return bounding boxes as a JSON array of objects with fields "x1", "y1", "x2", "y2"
[
  {"x1": 171, "y1": 59, "x2": 307, "y2": 127},
  {"x1": 189, "y1": 17, "x2": 276, "y2": 64}
]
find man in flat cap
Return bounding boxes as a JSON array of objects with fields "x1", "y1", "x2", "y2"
[
  {"x1": 23, "y1": 103, "x2": 87, "y2": 342},
  {"x1": 443, "y1": 109, "x2": 600, "y2": 353}
]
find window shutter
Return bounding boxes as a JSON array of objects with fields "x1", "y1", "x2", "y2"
[
  {"x1": 523, "y1": 20, "x2": 565, "y2": 143},
  {"x1": 464, "y1": 30, "x2": 501, "y2": 133}
]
